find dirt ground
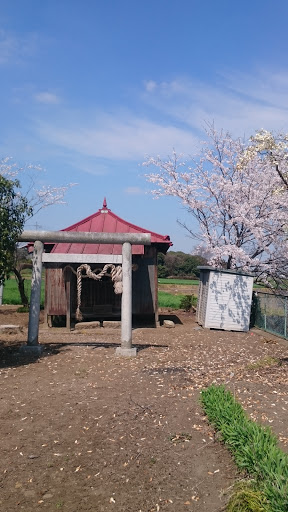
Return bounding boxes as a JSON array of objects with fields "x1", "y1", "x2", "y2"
[
  {"x1": 158, "y1": 283, "x2": 199, "y2": 296},
  {"x1": 0, "y1": 306, "x2": 288, "y2": 512}
]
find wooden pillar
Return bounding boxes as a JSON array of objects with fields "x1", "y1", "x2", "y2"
[{"x1": 65, "y1": 267, "x2": 71, "y2": 331}]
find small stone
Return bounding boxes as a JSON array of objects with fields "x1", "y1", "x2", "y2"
[
  {"x1": 163, "y1": 320, "x2": 175, "y2": 328},
  {"x1": 42, "y1": 493, "x2": 53, "y2": 499}
]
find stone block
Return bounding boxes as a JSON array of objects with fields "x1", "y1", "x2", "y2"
[
  {"x1": 75, "y1": 321, "x2": 101, "y2": 330},
  {"x1": 115, "y1": 347, "x2": 137, "y2": 357},
  {"x1": 103, "y1": 321, "x2": 121, "y2": 329},
  {"x1": 0, "y1": 324, "x2": 23, "y2": 335},
  {"x1": 163, "y1": 320, "x2": 175, "y2": 328}
]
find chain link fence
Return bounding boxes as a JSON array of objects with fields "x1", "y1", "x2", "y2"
[{"x1": 251, "y1": 291, "x2": 288, "y2": 339}]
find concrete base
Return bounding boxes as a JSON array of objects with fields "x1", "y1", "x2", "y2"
[
  {"x1": 115, "y1": 347, "x2": 137, "y2": 357},
  {"x1": 19, "y1": 345, "x2": 44, "y2": 356}
]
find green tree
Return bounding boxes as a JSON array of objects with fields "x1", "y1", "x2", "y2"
[
  {"x1": 0, "y1": 157, "x2": 74, "y2": 306},
  {"x1": 0, "y1": 175, "x2": 32, "y2": 285},
  {"x1": 159, "y1": 251, "x2": 207, "y2": 277}
]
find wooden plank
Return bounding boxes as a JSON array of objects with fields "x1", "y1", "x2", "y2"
[
  {"x1": 65, "y1": 267, "x2": 71, "y2": 330},
  {"x1": 45, "y1": 267, "x2": 66, "y2": 315}
]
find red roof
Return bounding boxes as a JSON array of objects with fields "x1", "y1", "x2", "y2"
[{"x1": 50, "y1": 198, "x2": 172, "y2": 255}]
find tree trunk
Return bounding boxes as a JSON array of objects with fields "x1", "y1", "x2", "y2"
[
  {"x1": 227, "y1": 255, "x2": 233, "y2": 269},
  {"x1": 13, "y1": 267, "x2": 29, "y2": 307}
]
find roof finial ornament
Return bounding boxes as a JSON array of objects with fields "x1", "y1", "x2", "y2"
[{"x1": 103, "y1": 197, "x2": 107, "y2": 209}]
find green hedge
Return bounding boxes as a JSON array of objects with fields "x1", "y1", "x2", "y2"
[{"x1": 201, "y1": 385, "x2": 288, "y2": 512}]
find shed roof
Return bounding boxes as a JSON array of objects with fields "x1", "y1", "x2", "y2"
[{"x1": 50, "y1": 198, "x2": 172, "y2": 255}]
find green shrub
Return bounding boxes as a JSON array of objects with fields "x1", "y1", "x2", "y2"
[
  {"x1": 179, "y1": 294, "x2": 192, "y2": 311},
  {"x1": 179, "y1": 294, "x2": 197, "y2": 311},
  {"x1": 226, "y1": 480, "x2": 268, "y2": 512},
  {"x1": 17, "y1": 306, "x2": 30, "y2": 313}
]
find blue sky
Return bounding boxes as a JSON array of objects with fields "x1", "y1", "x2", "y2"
[{"x1": 1, "y1": 0, "x2": 288, "y2": 252}]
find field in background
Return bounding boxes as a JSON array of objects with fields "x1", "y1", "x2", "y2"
[
  {"x1": 2, "y1": 275, "x2": 198, "y2": 308},
  {"x1": 2, "y1": 275, "x2": 45, "y2": 306},
  {"x1": 158, "y1": 278, "x2": 199, "y2": 285}
]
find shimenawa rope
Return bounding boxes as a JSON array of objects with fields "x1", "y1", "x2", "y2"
[{"x1": 64, "y1": 264, "x2": 122, "y2": 321}]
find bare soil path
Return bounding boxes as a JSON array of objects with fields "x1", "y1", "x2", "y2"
[{"x1": 0, "y1": 307, "x2": 288, "y2": 512}]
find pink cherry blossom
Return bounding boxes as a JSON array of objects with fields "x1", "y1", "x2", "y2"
[{"x1": 144, "y1": 126, "x2": 288, "y2": 287}]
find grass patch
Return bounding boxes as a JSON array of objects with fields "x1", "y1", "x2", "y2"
[
  {"x1": 246, "y1": 356, "x2": 280, "y2": 370},
  {"x1": 201, "y1": 384, "x2": 288, "y2": 512},
  {"x1": 158, "y1": 291, "x2": 186, "y2": 309},
  {"x1": 2, "y1": 277, "x2": 45, "y2": 306},
  {"x1": 158, "y1": 291, "x2": 197, "y2": 310},
  {"x1": 158, "y1": 278, "x2": 199, "y2": 285}
]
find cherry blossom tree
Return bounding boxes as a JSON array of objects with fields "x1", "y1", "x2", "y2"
[
  {"x1": 144, "y1": 126, "x2": 288, "y2": 288},
  {"x1": 0, "y1": 157, "x2": 75, "y2": 305},
  {"x1": 0, "y1": 157, "x2": 73, "y2": 214}
]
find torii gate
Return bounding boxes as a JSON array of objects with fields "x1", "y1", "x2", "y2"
[{"x1": 18, "y1": 230, "x2": 151, "y2": 357}]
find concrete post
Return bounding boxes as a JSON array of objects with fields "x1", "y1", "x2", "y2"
[
  {"x1": 116, "y1": 242, "x2": 136, "y2": 357},
  {"x1": 0, "y1": 283, "x2": 3, "y2": 305},
  {"x1": 20, "y1": 240, "x2": 44, "y2": 355}
]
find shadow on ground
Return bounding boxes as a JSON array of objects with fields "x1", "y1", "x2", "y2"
[{"x1": 0, "y1": 340, "x2": 169, "y2": 369}]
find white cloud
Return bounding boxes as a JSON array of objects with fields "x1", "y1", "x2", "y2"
[
  {"x1": 30, "y1": 68, "x2": 288, "y2": 165},
  {"x1": 141, "y1": 72, "x2": 288, "y2": 136},
  {"x1": 124, "y1": 186, "x2": 143, "y2": 195},
  {"x1": 0, "y1": 29, "x2": 37, "y2": 65},
  {"x1": 34, "y1": 92, "x2": 61, "y2": 104},
  {"x1": 36, "y1": 113, "x2": 198, "y2": 160},
  {"x1": 144, "y1": 80, "x2": 157, "y2": 92}
]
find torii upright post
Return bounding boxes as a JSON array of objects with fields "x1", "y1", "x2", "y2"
[
  {"x1": 19, "y1": 240, "x2": 44, "y2": 355},
  {"x1": 116, "y1": 242, "x2": 136, "y2": 357}
]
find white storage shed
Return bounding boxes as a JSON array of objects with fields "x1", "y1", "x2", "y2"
[{"x1": 196, "y1": 267, "x2": 254, "y2": 331}]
